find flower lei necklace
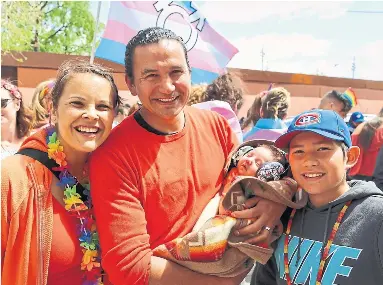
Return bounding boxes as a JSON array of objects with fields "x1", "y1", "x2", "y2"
[
  {"x1": 283, "y1": 200, "x2": 351, "y2": 285},
  {"x1": 47, "y1": 128, "x2": 103, "y2": 284}
]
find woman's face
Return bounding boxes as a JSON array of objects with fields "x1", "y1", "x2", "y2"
[
  {"x1": 1, "y1": 88, "x2": 20, "y2": 128},
  {"x1": 55, "y1": 73, "x2": 115, "y2": 154}
]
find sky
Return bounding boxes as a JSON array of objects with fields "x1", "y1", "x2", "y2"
[{"x1": 91, "y1": 1, "x2": 383, "y2": 81}]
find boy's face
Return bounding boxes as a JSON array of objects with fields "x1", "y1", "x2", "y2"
[
  {"x1": 288, "y1": 132, "x2": 347, "y2": 197},
  {"x1": 237, "y1": 146, "x2": 274, "y2": 176}
]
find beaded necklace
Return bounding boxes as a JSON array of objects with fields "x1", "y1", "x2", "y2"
[
  {"x1": 283, "y1": 200, "x2": 352, "y2": 285},
  {"x1": 46, "y1": 128, "x2": 103, "y2": 284}
]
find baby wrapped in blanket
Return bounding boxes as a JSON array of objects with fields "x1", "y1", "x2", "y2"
[{"x1": 153, "y1": 140, "x2": 307, "y2": 278}]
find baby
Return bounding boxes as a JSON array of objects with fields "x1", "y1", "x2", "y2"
[
  {"x1": 223, "y1": 143, "x2": 287, "y2": 197},
  {"x1": 153, "y1": 140, "x2": 305, "y2": 278}
]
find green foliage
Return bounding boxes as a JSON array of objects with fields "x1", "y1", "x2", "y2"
[
  {"x1": 1, "y1": 1, "x2": 37, "y2": 53},
  {"x1": 1, "y1": 1, "x2": 104, "y2": 56}
]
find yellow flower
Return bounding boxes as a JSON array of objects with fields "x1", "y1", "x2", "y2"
[
  {"x1": 64, "y1": 196, "x2": 84, "y2": 211},
  {"x1": 47, "y1": 141, "x2": 64, "y2": 160},
  {"x1": 48, "y1": 140, "x2": 63, "y2": 152}
]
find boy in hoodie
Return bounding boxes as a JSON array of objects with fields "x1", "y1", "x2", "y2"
[{"x1": 252, "y1": 109, "x2": 383, "y2": 285}]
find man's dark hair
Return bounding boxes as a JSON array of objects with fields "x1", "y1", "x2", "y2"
[
  {"x1": 322, "y1": 90, "x2": 352, "y2": 114},
  {"x1": 124, "y1": 27, "x2": 191, "y2": 81}
]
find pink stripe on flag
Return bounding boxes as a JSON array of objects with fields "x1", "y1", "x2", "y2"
[
  {"x1": 103, "y1": 20, "x2": 137, "y2": 45},
  {"x1": 188, "y1": 48, "x2": 224, "y2": 74},
  {"x1": 120, "y1": 1, "x2": 157, "y2": 13},
  {"x1": 201, "y1": 24, "x2": 239, "y2": 59}
]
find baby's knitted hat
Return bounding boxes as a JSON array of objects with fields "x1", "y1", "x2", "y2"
[{"x1": 231, "y1": 145, "x2": 254, "y2": 167}]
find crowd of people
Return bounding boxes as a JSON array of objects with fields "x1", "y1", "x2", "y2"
[{"x1": 1, "y1": 27, "x2": 382, "y2": 285}]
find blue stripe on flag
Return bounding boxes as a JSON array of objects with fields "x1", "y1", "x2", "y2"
[
  {"x1": 191, "y1": 68, "x2": 219, "y2": 84},
  {"x1": 95, "y1": 38, "x2": 125, "y2": 65},
  {"x1": 96, "y1": 38, "x2": 219, "y2": 84}
]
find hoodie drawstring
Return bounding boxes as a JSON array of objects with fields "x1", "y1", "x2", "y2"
[
  {"x1": 320, "y1": 205, "x2": 333, "y2": 257},
  {"x1": 295, "y1": 207, "x2": 306, "y2": 266},
  {"x1": 295, "y1": 204, "x2": 334, "y2": 267},
  {"x1": 284, "y1": 201, "x2": 352, "y2": 285}
]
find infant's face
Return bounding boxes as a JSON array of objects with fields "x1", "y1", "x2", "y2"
[{"x1": 237, "y1": 146, "x2": 275, "y2": 176}]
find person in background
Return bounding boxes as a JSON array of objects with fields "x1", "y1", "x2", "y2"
[
  {"x1": 89, "y1": 27, "x2": 286, "y2": 285},
  {"x1": 241, "y1": 93, "x2": 263, "y2": 133},
  {"x1": 1, "y1": 79, "x2": 34, "y2": 160},
  {"x1": 113, "y1": 103, "x2": 131, "y2": 127},
  {"x1": 243, "y1": 87, "x2": 290, "y2": 142},
  {"x1": 1, "y1": 60, "x2": 121, "y2": 285},
  {"x1": 127, "y1": 101, "x2": 141, "y2": 116},
  {"x1": 193, "y1": 73, "x2": 244, "y2": 142},
  {"x1": 373, "y1": 146, "x2": 383, "y2": 191},
  {"x1": 347, "y1": 111, "x2": 365, "y2": 134},
  {"x1": 318, "y1": 88, "x2": 356, "y2": 119},
  {"x1": 204, "y1": 72, "x2": 244, "y2": 115},
  {"x1": 187, "y1": 83, "x2": 207, "y2": 105},
  {"x1": 253, "y1": 109, "x2": 383, "y2": 285},
  {"x1": 349, "y1": 107, "x2": 383, "y2": 181},
  {"x1": 30, "y1": 79, "x2": 55, "y2": 131}
]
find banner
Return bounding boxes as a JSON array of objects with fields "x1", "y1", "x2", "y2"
[{"x1": 95, "y1": 1, "x2": 238, "y2": 84}]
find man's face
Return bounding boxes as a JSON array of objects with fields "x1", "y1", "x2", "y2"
[
  {"x1": 126, "y1": 39, "x2": 191, "y2": 129},
  {"x1": 237, "y1": 146, "x2": 275, "y2": 176},
  {"x1": 288, "y1": 132, "x2": 347, "y2": 198},
  {"x1": 319, "y1": 98, "x2": 347, "y2": 118}
]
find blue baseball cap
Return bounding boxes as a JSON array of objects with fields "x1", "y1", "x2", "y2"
[
  {"x1": 350, "y1": 111, "x2": 365, "y2": 123},
  {"x1": 275, "y1": 109, "x2": 352, "y2": 148}
]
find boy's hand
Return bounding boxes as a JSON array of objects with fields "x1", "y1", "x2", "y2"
[{"x1": 230, "y1": 197, "x2": 286, "y2": 244}]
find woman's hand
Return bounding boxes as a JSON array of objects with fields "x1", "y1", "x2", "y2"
[{"x1": 231, "y1": 197, "x2": 286, "y2": 244}]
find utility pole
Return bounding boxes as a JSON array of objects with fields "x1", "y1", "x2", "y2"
[
  {"x1": 261, "y1": 47, "x2": 265, "y2": 71},
  {"x1": 351, "y1": 56, "x2": 356, "y2": 79}
]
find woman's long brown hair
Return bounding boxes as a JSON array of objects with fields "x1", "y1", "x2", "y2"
[{"x1": 358, "y1": 108, "x2": 383, "y2": 150}]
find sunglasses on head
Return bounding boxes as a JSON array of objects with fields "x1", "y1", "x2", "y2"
[{"x1": 1, "y1": 98, "x2": 12, "y2": 108}]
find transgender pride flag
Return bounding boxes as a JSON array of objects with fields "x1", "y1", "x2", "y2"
[{"x1": 95, "y1": 1, "x2": 238, "y2": 84}]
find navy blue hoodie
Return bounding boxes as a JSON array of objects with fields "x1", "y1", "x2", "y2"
[{"x1": 252, "y1": 180, "x2": 383, "y2": 285}]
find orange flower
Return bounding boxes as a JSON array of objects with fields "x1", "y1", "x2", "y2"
[
  {"x1": 54, "y1": 150, "x2": 67, "y2": 167},
  {"x1": 81, "y1": 249, "x2": 100, "y2": 271}
]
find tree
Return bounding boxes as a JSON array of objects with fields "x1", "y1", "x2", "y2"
[
  {"x1": 1, "y1": 1, "x2": 104, "y2": 57},
  {"x1": 1, "y1": 1, "x2": 36, "y2": 60}
]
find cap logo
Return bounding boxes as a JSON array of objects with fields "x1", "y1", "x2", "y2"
[{"x1": 295, "y1": 112, "x2": 321, "y2": 127}]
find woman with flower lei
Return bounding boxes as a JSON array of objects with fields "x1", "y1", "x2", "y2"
[{"x1": 1, "y1": 60, "x2": 121, "y2": 285}]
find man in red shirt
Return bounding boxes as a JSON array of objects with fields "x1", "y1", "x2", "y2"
[{"x1": 90, "y1": 27, "x2": 286, "y2": 285}]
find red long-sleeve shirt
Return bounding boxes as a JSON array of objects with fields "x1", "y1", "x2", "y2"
[
  {"x1": 349, "y1": 125, "x2": 383, "y2": 177},
  {"x1": 89, "y1": 107, "x2": 237, "y2": 285}
]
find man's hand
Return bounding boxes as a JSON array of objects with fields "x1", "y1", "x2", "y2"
[{"x1": 230, "y1": 197, "x2": 286, "y2": 244}]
